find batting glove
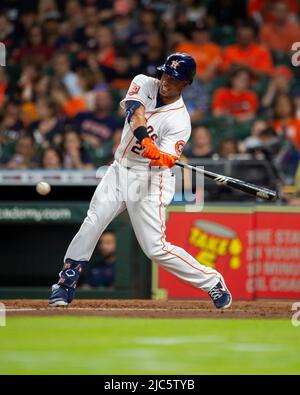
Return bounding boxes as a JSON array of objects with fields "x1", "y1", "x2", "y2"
[
  {"x1": 141, "y1": 137, "x2": 160, "y2": 160},
  {"x1": 151, "y1": 152, "x2": 179, "y2": 168}
]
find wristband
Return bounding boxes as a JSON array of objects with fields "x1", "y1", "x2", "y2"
[{"x1": 133, "y1": 126, "x2": 149, "y2": 142}]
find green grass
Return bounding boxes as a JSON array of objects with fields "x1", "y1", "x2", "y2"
[{"x1": 0, "y1": 317, "x2": 299, "y2": 374}]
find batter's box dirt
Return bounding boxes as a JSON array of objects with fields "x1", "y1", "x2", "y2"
[{"x1": 2, "y1": 299, "x2": 293, "y2": 319}]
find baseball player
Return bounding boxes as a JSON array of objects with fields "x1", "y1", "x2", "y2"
[{"x1": 49, "y1": 53, "x2": 232, "y2": 309}]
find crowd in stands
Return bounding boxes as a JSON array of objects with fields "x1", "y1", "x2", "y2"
[{"x1": 1, "y1": 0, "x2": 300, "y2": 197}]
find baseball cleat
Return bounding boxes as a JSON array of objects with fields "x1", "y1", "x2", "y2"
[
  {"x1": 208, "y1": 278, "x2": 232, "y2": 309},
  {"x1": 49, "y1": 284, "x2": 73, "y2": 307},
  {"x1": 49, "y1": 259, "x2": 88, "y2": 307}
]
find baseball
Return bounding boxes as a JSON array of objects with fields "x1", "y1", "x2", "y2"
[{"x1": 36, "y1": 181, "x2": 51, "y2": 195}]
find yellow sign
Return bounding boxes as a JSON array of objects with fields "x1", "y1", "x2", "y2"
[{"x1": 189, "y1": 220, "x2": 242, "y2": 269}]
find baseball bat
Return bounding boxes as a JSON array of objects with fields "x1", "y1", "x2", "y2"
[{"x1": 175, "y1": 160, "x2": 278, "y2": 202}]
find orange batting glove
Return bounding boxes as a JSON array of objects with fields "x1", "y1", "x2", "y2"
[
  {"x1": 151, "y1": 152, "x2": 179, "y2": 168},
  {"x1": 141, "y1": 137, "x2": 160, "y2": 160}
]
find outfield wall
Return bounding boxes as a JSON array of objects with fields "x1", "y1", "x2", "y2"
[
  {"x1": 0, "y1": 201, "x2": 150, "y2": 299},
  {"x1": 1, "y1": 202, "x2": 300, "y2": 300}
]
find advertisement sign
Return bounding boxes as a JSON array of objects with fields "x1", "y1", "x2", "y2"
[
  {"x1": 248, "y1": 212, "x2": 300, "y2": 299},
  {"x1": 155, "y1": 207, "x2": 300, "y2": 300},
  {"x1": 0, "y1": 202, "x2": 88, "y2": 223}
]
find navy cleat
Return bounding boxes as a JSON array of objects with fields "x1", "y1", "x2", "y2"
[
  {"x1": 49, "y1": 284, "x2": 73, "y2": 307},
  {"x1": 49, "y1": 259, "x2": 88, "y2": 307},
  {"x1": 208, "y1": 278, "x2": 232, "y2": 309}
]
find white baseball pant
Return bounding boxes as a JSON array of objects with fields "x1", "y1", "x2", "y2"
[{"x1": 64, "y1": 160, "x2": 221, "y2": 292}]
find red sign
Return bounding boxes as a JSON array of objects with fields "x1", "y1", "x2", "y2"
[
  {"x1": 156, "y1": 209, "x2": 300, "y2": 300},
  {"x1": 249, "y1": 212, "x2": 300, "y2": 299}
]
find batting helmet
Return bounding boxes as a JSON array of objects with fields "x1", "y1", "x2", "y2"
[{"x1": 157, "y1": 53, "x2": 196, "y2": 84}]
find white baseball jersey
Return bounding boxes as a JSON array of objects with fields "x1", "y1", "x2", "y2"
[
  {"x1": 115, "y1": 74, "x2": 191, "y2": 167},
  {"x1": 64, "y1": 73, "x2": 225, "y2": 296}
]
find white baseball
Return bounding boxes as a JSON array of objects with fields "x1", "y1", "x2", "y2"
[{"x1": 36, "y1": 181, "x2": 51, "y2": 195}]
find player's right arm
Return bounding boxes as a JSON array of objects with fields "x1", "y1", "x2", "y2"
[
  {"x1": 122, "y1": 75, "x2": 160, "y2": 160},
  {"x1": 126, "y1": 101, "x2": 160, "y2": 160}
]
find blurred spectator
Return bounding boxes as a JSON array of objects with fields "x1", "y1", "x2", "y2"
[
  {"x1": 53, "y1": 52, "x2": 82, "y2": 97},
  {"x1": 28, "y1": 98, "x2": 65, "y2": 148},
  {"x1": 248, "y1": 0, "x2": 299, "y2": 24},
  {"x1": 0, "y1": 0, "x2": 299, "y2": 179},
  {"x1": 19, "y1": 8, "x2": 39, "y2": 30},
  {"x1": 260, "y1": 1, "x2": 300, "y2": 54},
  {"x1": 51, "y1": 80, "x2": 86, "y2": 118},
  {"x1": 73, "y1": 4, "x2": 99, "y2": 48},
  {"x1": 72, "y1": 86, "x2": 119, "y2": 149},
  {"x1": 38, "y1": 0, "x2": 61, "y2": 22},
  {"x1": 243, "y1": 127, "x2": 278, "y2": 158},
  {"x1": 294, "y1": 161, "x2": 300, "y2": 190},
  {"x1": 294, "y1": 96, "x2": 300, "y2": 120},
  {"x1": 111, "y1": 0, "x2": 137, "y2": 43},
  {"x1": 41, "y1": 146, "x2": 63, "y2": 169},
  {"x1": 0, "y1": 67, "x2": 8, "y2": 108},
  {"x1": 222, "y1": 21, "x2": 273, "y2": 75},
  {"x1": 261, "y1": 66, "x2": 293, "y2": 110},
  {"x1": 0, "y1": 101, "x2": 24, "y2": 143},
  {"x1": 4, "y1": 135, "x2": 37, "y2": 169},
  {"x1": 54, "y1": 18, "x2": 76, "y2": 50},
  {"x1": 13, "y1": 24, "x2": 54, "y2": 66},
  {"x1": 65, "y1": 0, "x2": 84, "y2": 30},
  {"x1": 218, "y1": 137, "x2": 239, "y2": 158},
  {"x1": 77, "y1": 68, "x2": 98, "y2": 110},
  {"x1": 19, "y1": 62, "x2": 41, "y2": 103},
  {"x1": 141, "y1": 31, "x2": 166, "y2": 78},
  {"x1": 106, "y1": 48, "x2": 134, "y2": 91},
  {"x1": 44, "y1": 15, "x2": 62, "y2": 47},
  {"x1": 250, "y1": 119, "x2": 269, "y2": 137},
  {"x1": 182, "y1": 77, "x2": 209, "y2": 123},
  {"x1": 98, "y1": 1, "x2": 116, "y2": 23},
  {"x1": 184, "y1": 125, "x2": 214, "y2": 158},
  {"x1": 19, "y1": 74, "x2": 52, "y2": 126},
  {"x1": 272, "y1": 93, "x2": 300, "y2": 150},
  {"x1": 258, "y1": 127, "x2": 278, "y2": 145},
  {"x1": 212, "y1": 67, "x2": 258, "y2": 122},
  {"x1": 0, "y1": 101, "x2": 24, "y2": 164},
  {"x1": 61, "y1": 129, "x2": 94, "y2": 169},
  {"x1": 81, "y1": 230, "x2": 116, "y2": 288},
  {"x1": 185, "y1": 0, "x2": 207, "y2": 22},
  {"x1": 207, "y1": 0, "x2": 247, "y2": 26},
  {"x1": 95, "y1": 25, "x2": 115, "y2": 70},
  {"x1": 34, "y1": 75, "x2": 51, "y2": 100},
  {"x1": 170, "y1": 6, "x2": 193, "y2": 47},
  {"x1": 0, "y1": 13, "x2": 16, "y2": 53},
  {"x1": 241, "y1": 119, "x2": 268, "y2": 152},
  {"x1": 129, "y1": 7, "x2": 157, "y2": 51},
  {"x1": 175, "y1": 21, "x2": 222, "y2": 82},
  {"x1": 255, "y1": 127, "x2": 299, "y2": 181},
  {"x1": 136, "y1": 31, "x2": 166, "y2": 78}
]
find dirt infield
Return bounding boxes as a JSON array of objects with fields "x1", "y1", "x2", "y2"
[{"x1": 2, "y1": 299, "x2": 293, "y2": 319}]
